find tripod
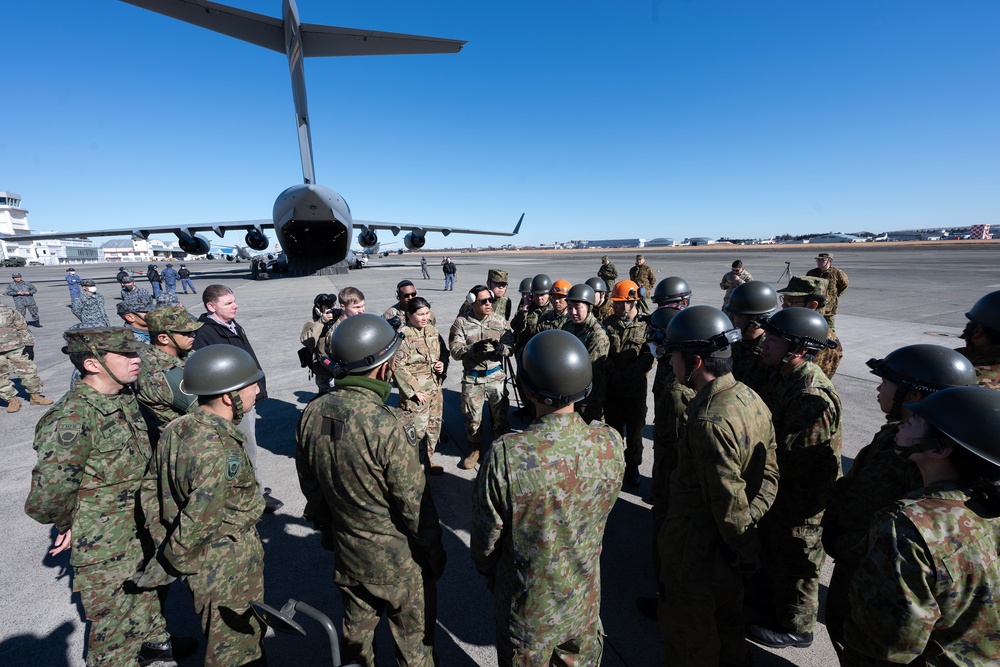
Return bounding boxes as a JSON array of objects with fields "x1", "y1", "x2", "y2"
[{"x1": 776, "y1": 261, "x2": 791, "y2": 284}]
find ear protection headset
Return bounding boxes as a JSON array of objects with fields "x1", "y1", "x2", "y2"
[
  {"x1": 395, "y1": 280, "x2": 415, "y2": 300},
  {"x1": 466, "y1": 286, "x2": 496, "y2": 303}
]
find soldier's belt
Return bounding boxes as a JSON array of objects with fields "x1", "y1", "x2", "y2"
[{"x1": 464, "y1": 365, "x2": 502, "y2": 378}]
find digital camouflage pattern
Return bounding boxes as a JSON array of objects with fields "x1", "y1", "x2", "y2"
[
  {"x1": 393, "y1": 322, "x2": 446, "y2": 456},
  {"x1": 25, "y1": 382, "x2": 168, "y2": 665},
  {"x1": 156, "y1": 408, "x2": 266, "y2": 666},
  {"x1": 536, "y1": 306, "x2": 569, "y2": 333},
  {"x1": 957, "y1": 344, "x2": 1000, "y2": 390},
  {"x1": 659, "y1": 374, "x2": 778, "y2": 667},
  {"x1": 449, "y1": 310, "x2": 514, "y2": 449},
  {"x1": 6, "y1": 278, "x2": 40, "y2": 321},
  {"x1": 594, "y1": 296, "x2": 614, "y2": 323},
  {"x1": 720, "y1": 268, "x2": 754, "y2": 307},
  {"x1": 471, "y1": 411, "x2": 624, "y2": 665},
  {"x1": 566, "y1": 312, "x2": 610, "y2": 422},
  {"x1": 760, "y1": 360, "x2": 843, "y2": 634},
  {"x1": 120, "y1": 284, "x2": 152, "y2": 303},
  {"x1": 0, "y1": 304, "x2": 44, "y2": 400},
  {"x1": 510, "y1": 300, "x2": 552, "y2": 354},
  {"x1": 823, "y1": 421, "x2": 922, "y2": 656},
  {"x1": 816, "y1": 329, "x2": 844, "y2": 379},
  {"x1": 71, "y1": 290, "x2": 111, "y2": 327},
  {"x1": 135, "y1": 345, "x2": 196, "y2": 434},
  {"x1": 296, "y1": 376, "x2": 445, "y2": 666},
  {"x1": 604, "y1": 313, "x2": 655, "y2": 468},
  {"x1": 807, "y1": 263, "x2": 849, "y2": 324},
  {"x1": 844, "y1": 483, "x2": 1000, "y2": 666},
  {"x1": 63, "y1": 326, "x2": 147, "y2": 355},
  {"x1": 731, "y1": 333, "x2": 775, "y2": 397}
]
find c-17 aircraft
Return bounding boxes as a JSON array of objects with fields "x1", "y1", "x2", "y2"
[{"x1": 8, "y1": 0, "x2": 522, "y2": 276}]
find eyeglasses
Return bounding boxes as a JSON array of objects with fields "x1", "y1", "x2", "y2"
[
  {"x1": 400, "y1": 292, "x2": 417, "y2": 299},
  {"x1": 780, "y1": 297, "x2": 807, "y2": 306}
]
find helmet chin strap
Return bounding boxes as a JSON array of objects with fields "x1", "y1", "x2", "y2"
[
  {"x1": 888, "y1": 388, "x2": 907, "y2": 421},
  {"x1": 90, "y1": 348, "x2": 131, "y2": 387},
  {"x1": 229, "y1": 391, "x2": 245, "y2": 423},
  {"x1": 894, "y1": 435, "x2": 952, "y2": 459}
]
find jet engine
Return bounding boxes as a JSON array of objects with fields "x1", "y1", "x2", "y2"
[
  {"x1": 404, "y1": 230, "x2": 426, "y2": 250},
  {"x1": 245, "y1": 230, "x2": 269, "y2": 251},
  {"x1": 357, "y1": 227, "x2": 378, "y2": 248},
  {"x1": 177, "y1": 233, "x2": 211, "y2": 255}
]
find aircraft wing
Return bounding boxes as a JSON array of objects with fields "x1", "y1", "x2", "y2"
[
  {"x1": 356, "y1": 213, "x2": 524, "y2": 238},
  {"x1": 119, "y1": 0, "x2": 465, "y2": 57},
  {"x1": 2, "y1": 219, "x2": 273, "y2": 243}
]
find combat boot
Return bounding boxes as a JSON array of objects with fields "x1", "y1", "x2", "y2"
[
  {"x1": 30, "y1": 394, "x2": 53, "y2": 406},
  {"x1": 137, "y1": 635, "x2": 198, "y2": 667},
  {"x1": 6, "y1": 397, "x2": 21, "y2": 413},
  {"x1": 460, "y1": 448, "x2": 480, "y2": 470}
]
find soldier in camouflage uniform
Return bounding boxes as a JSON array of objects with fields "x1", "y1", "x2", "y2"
[
  {"x1": 457, "y1": 269, "x2": 512, "y2": 321},
  {"x1": 155, "y1": 345, "x2": 268, "y2": 666},
  {"x1": 297, "y1": 314, "x2": 446, "y2": 667},
  {"x1": 748, "y1": 307, "x2": 843, "y2": 649},
  {"x1": 135, "y1": 305, "x2": 202, "y2": 437},
  {"x1": 724, "y1": 280, "x2": 779, "y2": 397},
  {"x1": 583, "y1": 276, "x2": 612, "y2": 323},
  {"x1": 120, "y1": 275, "x2": 152, "y2": 303},
  {"x1": 72, "y1": 279, "x2": 111, "y2": 327},
  {"x1": 450, "y1": 284, "x2": 515, "y2": 469},
  {"x1": 720, "y1": 259, "x2": 753, "y2": 308},
  {"x1": 658, "y1": 306, "x2": 779, "y2": 667},
  {"x1": 472, "y1": 330, "x2": 624, "y2": 666},
  {"x1": 844, "y1": 386, "x2": 1000, "y2": 666},
  {"x1": 116, "y1": 292, "x2": 155, "y2": 344},
  {"x1": 629, "y1": 254, "x2": 656, "y2": 314},
  {"x1": 565, "y1": 283, "x2": 610, "y2": 422},
  {"x1": 806, "y1": 252, "x2": 848, "y2": 327},
  {"x1": 956, "y1": 290, "x2": 1000, "y2": 390},
  {"x1": 384, "y1": 280, "x2": 436, "y2": 326},
  {"x1": 5, "y1": 272, "x2": 40, "y2": 325},
  {"x1": 537, "y1": 279, "x2": 571, "y2": 331},
  {"x1": 822, "y1": 345, "x2": 975, "y2": 661},
  {"x1": 597, "y1": 254, "x2": 618, "y2": 293},
  {"x1": 510, "y1": 274, "x2": 553, "y2": 355},
  {"x1": 301, "y1": 293, "x2": 339, "y2": 393},
  {"x1": 604, "y1": 279, "x2": 655, "y2": 487},
  {"x1": 0, "y1": 302, "x2": 52, "y2": 412},
  {"x1": 394, "y1": 296, "x2": 448, "y2": 474},
  {"x1": 777, "y1": 275, "x2": 843, "y2": 379},
  {"x1": 24, "y1": 327, "x2": 189, "y2": 667}
]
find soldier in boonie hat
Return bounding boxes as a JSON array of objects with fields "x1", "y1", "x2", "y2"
[
  {"x1": 487, "y1": 269, "x2": 508, "y2": 284},
  {"x1": 487, "y1": 268, "x2": 511, "y2": 320},
  {"x1": 776, "y1": 276, "x2": 828, "y2": 300},
  {"x1": 63, "y1": 326, "x2": 146, "y2": 356},
  {"x1": 145, "y1": 305, "x2": 202, "y2": 336}
]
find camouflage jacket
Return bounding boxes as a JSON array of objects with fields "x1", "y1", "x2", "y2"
[
  {"x1": 661, "y1": 374, "x2": 778, "y2": 582},
  {"x1": 296, "y1": 376, "x2": 445, "y2": 584},
  {"x1": 156, "y1": 408, "x2": 263, "y2": 576},
  {"x1": 957, "y1": 344, "x2": 1000, "y2": 391},
  {"x1": 25, "y1": 383, "x2": 152, "y2": 567},
  {"x1": 651, "y1": 369, "x2": 696, "y2": 514},
  {"x1": 135, "y1": 345, "x2": 195, "y2": 433},
  {"x1": 300, "y1": 318, "x2": 336, "y2": 385},
  {"x1": 806, "y1": 265, "x2": 849, "y2": 316},
  {"x1": 510, "y1": 301, "x2": 552, "y2": 352},
  {"x1": 629, "y1": 263, "x2": 656, "y2": 291},
  {"x1": 449, "y1": 311, "x2": 514, "y2": 381},
  {"x1": 844, "y1": 483, "x2": 1000, "y2": 666},
  {"x1": 5, "y1": 280, "x2": 37, "y2": 309},
  {"x1": 393, "y1": 323, "x2": 445, "y2": 402},
  {"x1": 598, "y1": 262, "x2": 618, "y2": 290},
  {"x1": 471, "y1": 411, "x2": 624, "y2": 647},
  {"x1": 536, "y1": 307, "x2": 570, "y2": 332},
  {"x1": 604, "y1": 314, "x2": 655, "y2": 394},
  {"x1": 459, "y1": 295, "x2": 511, "y2": 321},
  {"x1": 732, "y1": 333, "x2": 775, "y2": 398},
  {"x1": 160, "y1": 268, "x2": 178, "y2": 285},
  {"x1": 720, "y1": 270, "x2": 753, "y2": 305},
  {"x1": 822, "y1": 421, "x2": 921, "y2": 565},
  {"x1": 567, "y1": 313, "x2": 611, "y2": 420},
  {"x1": 594, "y1": 298, "x2": 614, "y2": 322},
  {"x1": 0, "y1": 305, "x2": 33, "y2": 352},
  {"x1": 384, "y1": 305, "x2": 437, "y2": 327},
  {"x1": 71, "y1": 292, "x2": 111, "y2": 327},
  {"x1": 767, "y1": 361, "x2": 843, "y2": 526}
]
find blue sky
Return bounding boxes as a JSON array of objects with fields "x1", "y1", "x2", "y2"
[{"x1": 5, "y1": 1, "x2": 998, "y2": 248}]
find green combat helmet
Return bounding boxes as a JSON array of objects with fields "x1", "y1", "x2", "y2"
[
  {"x1": 965, "y1": 290, "x2": 1000, "y2": 331},
  {"x1": 664, "y1": 305, "x2": 742, "y2": 357},
  {"x1": 725, "y1": 281, "x2": 779, "y2": 318},
  {"x1": 530, "y1": 274, "x2": 553, "y2": 295},
  {"x1": 566, "y1": 284, "x2": 596, "y2": 306},
  {"x1": 326, "y1": 313, "x2": 403, "y2": 378},
  {"x1": 518, "y1": 329, "x2": 592, "y2": 407},
  {"x1": 760, "y1": 307, "x2": 836, "y2": 351},
  {"x1": 586, "y1": 277, "x2": 609, "y2": 294},
  {"x1": 905, "y1": 386, "x2": 1000, "y2": 466},
  {"x1": 652, "y1": 276, "x2": 692, "y2": 306},
  {"x1": 645, "y1": 307, "x2": 683, "y2": 358},
  {"x1": 181, "y1": 345, "x2": 264, "y2": 396},
  {"x1": 518, "y1": 276, "x2": 533, "y2": 294},
  {"x1": 868, "y1": 344, "x2": 977, "y2": 419},
  {"x1": 146, "y1": 305, "x2": 204, "y2": 334}
]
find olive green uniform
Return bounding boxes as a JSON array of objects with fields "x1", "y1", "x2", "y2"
[
  {"x1": 0, "y1": 305, "x2": 46, "y2": 403},
  {"x1": 604, "y1": 313, "x2": 655, "y2": 469},
  {"x1": 566, "y1": 312, "x2": 610, "y2": 422}
]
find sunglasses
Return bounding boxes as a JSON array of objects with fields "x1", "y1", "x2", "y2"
[
  {"x1": 477, "y1": 298, "x2": 495, "y2": 305},
  {"x1": 170, "y1": 330, "x2": 198, "y2": 337},
  {"x1": 400, "y1": 292, "x2": 417, "y2": 299}
]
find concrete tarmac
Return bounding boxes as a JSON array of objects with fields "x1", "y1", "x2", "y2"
[{"x1": 1, "y1": 243, "x2": 993, "y2": 666}]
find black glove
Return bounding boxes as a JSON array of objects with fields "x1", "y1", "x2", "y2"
[{"x1": 24, "y1": 345, "x2": 34, "y2": 361}]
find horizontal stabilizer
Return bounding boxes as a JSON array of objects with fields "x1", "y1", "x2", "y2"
[
  {"x1": 120, "y1": 0, "x2": 285, "y2": 52},
  {"x1": 300, "y1": 24, "x2": 465, "y2": 57}
]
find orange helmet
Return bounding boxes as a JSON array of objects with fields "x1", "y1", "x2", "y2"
[
  {"x1": 550, "y1": 279, "x2": 572, "y2": 297},
  {"x1": 610, "y1": 280, "x2": 641, "y2": 302}
]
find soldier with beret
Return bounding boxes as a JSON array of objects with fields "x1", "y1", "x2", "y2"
[
  {"x1": 71, "y1": 279, "x2": 111, "y2": 327},
  {"x1": 0, "y1": 302, "x2": 52, "y2": 413},
  {"x1": 65, "y1": 267, "x2": 83, "y2": 303},
  {"x1": 5, "y1": 272, "x2": 40, "y2": 326},
  {"x1": 776, "y1": 275, "x2": 843, "y2": 378},
  {"x1": 956, "y1": 290, "x2": 1000, "y2": 390},
  {"x1": 117, "y1": 292, "x2": 155, "y2": 344},
  {"x1": 25, "y1": 327, "x2": 195, "y2": 666},
  {"x1": 806, "y1": 252, "x2": 848, "y2": 326}
]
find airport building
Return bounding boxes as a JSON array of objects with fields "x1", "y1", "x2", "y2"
[
  {"x1": 579, "y1": 238, "x2": 649, "y2": 249},
  {"x1": 0, "y1": 191, "x2": 102, "y2": 265}
]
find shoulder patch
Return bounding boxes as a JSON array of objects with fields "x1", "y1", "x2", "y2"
[
  {"x1": 226, "y1": 453, "x2": 242, "y2": 480},
  {"x1": 56, "y1": 424, "x2": 81, "y2": 447},
  {"x1": 321, "y1": 416, "x2": 345, "y2": 440},
  {"x1": 402, "y1": 421, "x2": 418, "y2": 446}
]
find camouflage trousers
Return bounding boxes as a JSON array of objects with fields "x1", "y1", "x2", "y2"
[
  {"x1": 659, "y1": 567, "x2": 748, "y2": 667},
  {"x1": 759, "y1": 516, "x2": 825, "y2": 634},
  {"x1": 495, "y1": 630, "x2": 604, "y2": 667},
  {"x1": 460, "y1": 378, "x2": 509, "y2": 449},
  {"x1": 338, "y1": 572, "x2": 437, "y2": 667},
  {"x1": 184, "y1": 532, "x2": 266, "y2": 667},
  {"x1": 0, "y1": 347, "x2": 44, "y2": 400},
  {"x1": 13, "y1": 299, "x2": 39, "y2": 322},
  {"x1": 604, "y1": 395, "x2": 647, "y2": 468},
  {"x1": 816, "y1": 331, "x2": 843, "y2": 379},
  {"x1": 73, "y1": 557, "x2": 169, "y2": 667},
  {"x1": 400, "y1": 388, "x2": 443, "y2": 455}
]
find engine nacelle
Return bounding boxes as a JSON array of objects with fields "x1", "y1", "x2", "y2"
[
  {"x1": 225, "y1": 255, "x2": 235, "y2": 261},
  {"x1": 245, "y1": 230, "x2": 269, "y2": 251},
  {"x1": 404, "y1": 230, "x2": 426, "y2": 250},
  {"x1": 357, "y1": 228, "x2": 378, "y2": 248},
  {"x1": 177, "y1": 234, "x2": 211, "y2": 255}
]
